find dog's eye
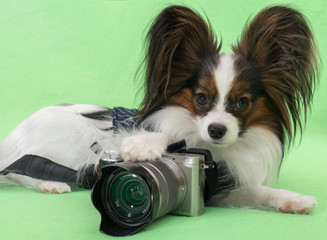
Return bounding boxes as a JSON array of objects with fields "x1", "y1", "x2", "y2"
[
  {"x1": 237, "y1": 96, "x2": 249, "y2": 108},
  {"x1": 196, "y1": 93, "x2": 208, "y2": 105}
]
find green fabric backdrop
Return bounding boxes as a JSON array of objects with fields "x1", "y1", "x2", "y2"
[{"x1": 1, "y1": 0, "x2": 326, "y2": 239}]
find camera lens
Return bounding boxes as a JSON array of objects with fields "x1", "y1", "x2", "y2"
[
  {"x1": 105, "y1": 171, "x2": 151, "y2": 221},
  {"x1": 92, "y1": 158, "x2": 188, "y2": 236}
]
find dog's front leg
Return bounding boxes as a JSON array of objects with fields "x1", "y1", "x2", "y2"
[
  {"x1": 209, "y1": 185, "x2": 317, "y2": 214},
  {"x1": 120, "y1": 132, "x2": 168, "y2": 162}
]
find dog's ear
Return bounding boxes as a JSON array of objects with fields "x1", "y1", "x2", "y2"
[
  {"x1": 137, "y1": 5, "x2": 221, "y2": 119},
  {"x1": 233, "y1": 6, "x2": 320, "y2": 142}
]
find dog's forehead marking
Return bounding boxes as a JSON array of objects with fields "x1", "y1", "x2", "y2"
[{"x1": 214, "y1": 54, "x2": 235, "y2": 108}]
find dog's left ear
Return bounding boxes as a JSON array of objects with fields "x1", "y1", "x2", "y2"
[{"x1": 233, "y1": 6, "x2": 320, "y2": 142}]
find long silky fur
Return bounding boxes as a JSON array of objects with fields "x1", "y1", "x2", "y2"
[
  {"x1": 136, "y1": 5, "x2": 221, "y2": 119},
  {"x1": 233, "y1": 6, "x2": 320, "y2": 145}
]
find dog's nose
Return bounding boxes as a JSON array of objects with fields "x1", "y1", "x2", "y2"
[{"x1": 208, "y1": 124, "x2": 227, "y2": 139}]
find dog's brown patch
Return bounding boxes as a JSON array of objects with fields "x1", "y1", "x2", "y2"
[
  {"x1": 168, "y1": 72, "x2": 218, "y2": 116},
  {"x1": 246, "y1": 97, "x2": 282, "y2": 137}
]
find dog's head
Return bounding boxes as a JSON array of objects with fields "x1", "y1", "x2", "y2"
[{"x1": 137, "y1": 5, "x2": 319, "y2": 147}]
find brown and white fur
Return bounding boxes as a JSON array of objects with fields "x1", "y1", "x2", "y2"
[{"x1": 0, "y1": 5, "x2": 319, "y2": 213}]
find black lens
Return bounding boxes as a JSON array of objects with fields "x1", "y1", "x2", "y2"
[{"x1": 107, "y1": 171, "x2": 151, "y2": 221}]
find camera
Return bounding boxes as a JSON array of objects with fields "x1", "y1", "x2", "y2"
[{"x1": 91, "y1": 148, "x2": 217, "y2": 237}]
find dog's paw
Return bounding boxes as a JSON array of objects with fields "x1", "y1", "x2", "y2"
[
  {"x1": 38, "y1": 181, "x2": 71, "y2": 194},
  {"x1": 120, "y1": 132, "x2": 168, "y2": 162},
  {"x1": 270, "y1": 190, "x2": 317, "y2": 214}
]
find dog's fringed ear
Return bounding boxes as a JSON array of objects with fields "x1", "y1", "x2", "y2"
[
  {"x1": 233, "y1": 6, "x2": 320, "y2": 143},
  {"x1": 137, "y1": 5, "x2": 221, "y2": 119}
]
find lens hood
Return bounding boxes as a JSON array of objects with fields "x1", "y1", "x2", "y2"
[{"x1": 91, "y1": 164, "x2": 152, "y2": 236}]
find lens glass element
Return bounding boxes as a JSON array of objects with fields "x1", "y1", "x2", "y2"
[{"x1": 108, "y1": 171, "x2": 151, "y2": 221}]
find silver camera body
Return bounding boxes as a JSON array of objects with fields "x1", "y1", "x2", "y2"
[
  {"x1": 158, "y1": 153, "x2": 205, "y2": 217},
  {"x1": 92, "y1": 149, "x2": 211, "y2": 236},
  {"x1": 99, "y1": 150, "x2": 206, "y2": 217}
]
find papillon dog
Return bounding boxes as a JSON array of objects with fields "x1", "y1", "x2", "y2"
[{"x1": 0, "y1": 5, "x2": 319, "y2": 214}]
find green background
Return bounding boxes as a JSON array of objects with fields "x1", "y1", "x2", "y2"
[{"x1": 0, "y1": 0, "x2": 326, "y2": 239}]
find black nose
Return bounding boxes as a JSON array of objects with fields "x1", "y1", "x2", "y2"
[{"x1": 208, "y1": 124, "x2": 227, "y2": 139}]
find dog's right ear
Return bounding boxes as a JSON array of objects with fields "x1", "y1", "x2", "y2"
[
  {"x1": 233, "y1": 6, "x2": 320, "y2": 143},
  {"x1": 137, "y1": 5, "x2": 221, "y2": 119}
]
